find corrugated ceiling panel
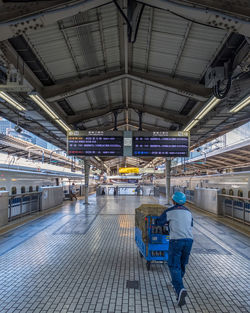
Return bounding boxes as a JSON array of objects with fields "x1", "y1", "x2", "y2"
[
  {"x1": 132, "y1": 48, "x2": 147, "y2": 70},
  {"x1": 175, "y1": 25, "x2": 228, "y2": 79},
  {"x1": 103, "y1": 27, "x2": 120, "y2": 69},
  {"x1": 164, "y1": 93, "x2": 188, "y2": 112},
  {"x1": 67, "y1": 29, "x2": 103, "y2": 69},
  {"x1": 151, "y1": 31, "x2": 183, "y2": 56},
  {"x1": 144, "y1": 85, "x2": 166, "y2": 107},
  {"x1": 147, "y1": 9, "x2": 189, "y2": 74},
  {"x1": 99, "y1": 3, "x2": 118, "y2": 28},
  {"x1": 109, "y1": 80, "x2": 123, "y2": 104},
  {"x1": 148, "y1": 52, "x2": 176, "y2": 73},
  {"x1": 67, "y1": 93, "x2": 91, "y2": 112},
  {"x1": 26, "y1": 24, "x2": 77, "y2": 80},
  {"x1": 88, "y1": 85, "x2": 109, "y2": 108},
  {"x1": 143, "y1": 113, "x2": 157, "y2": 125},
  {"x1": 131, "y1": 81, "x2": 145, "y2": 104},
  {"x1": 130, "y1": 110, "x2": 138, "y2": 121},
  {"x1": 84, "y1": 118, "x2": 100, "y2": 128},
  {"x1": 132, "y1": 6, "x2": 151, "y2": 70},
  {"x1": 153, "y1": 10, "x2": 190, "y2": 36},
  {"x1": 98, "y1": 112, "x2": 113, "y2": 127},
  {"x1": 155, "y1": 118, "x2": 172, "y2": 128}
]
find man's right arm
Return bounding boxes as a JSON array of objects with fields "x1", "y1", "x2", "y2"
[{"x1": 155, "y1": 210, "x2": 168, "y2": 226}]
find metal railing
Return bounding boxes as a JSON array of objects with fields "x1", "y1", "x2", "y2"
[
  {"x1": 8, "y1": 192, "x2": 42, "y2": 221},
  {"x1": 218, "y1": 194, "x2": 250, "y2": 225}
]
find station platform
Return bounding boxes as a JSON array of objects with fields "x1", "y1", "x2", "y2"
[{"x1": 0, "y1": 195, "x2": 249, "y2": 313}]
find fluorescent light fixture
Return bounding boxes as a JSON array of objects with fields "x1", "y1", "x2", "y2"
[
  {"x1": 29, "y1": 93, "x2": 71, "y2": 132},
  {"x1": 230, "y1": 95, "x2": 250, "y2": 113},
  {"x1": 183, "y1": 119, "x2": 199, "y2": 132},
  {"x1": 0, "y1": 91, "x2": 26, "y2": 111},
  {"x1": 95, "y1": 156, "x2": 102, "y2": 162},
  {"x1": 183, "y1": 97, "x2": 220, "y2": 132}
]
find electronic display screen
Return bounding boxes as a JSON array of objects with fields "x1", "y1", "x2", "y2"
[
  {"x1": 132, "y1": 131, "x2": 189, "y2": 157},
  {"x1": 67, "y1": 131, "x2": 124, "y2": 156}
]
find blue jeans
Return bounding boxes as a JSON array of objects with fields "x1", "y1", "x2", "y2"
[{"x1": 168, "y1": 239, "x2": 193, "y2": 296}]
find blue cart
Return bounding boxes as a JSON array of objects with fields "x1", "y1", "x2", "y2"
[{"x1": 135, "y1": 216, "x2": 169, "y2": 271}]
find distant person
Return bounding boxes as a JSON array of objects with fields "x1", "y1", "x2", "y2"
[
  {"x1": 70, "y1": 183, "x2": 77, "y2": 201},
  {"x1": 155, "y1": 191, "x2": 193, "y2": 307},
  {"x1": 136, "y1": 185, "x2": 141, "y2": 196},
  {"x1": 101, "y1": 188, "x2": 105, "y2": 195}
]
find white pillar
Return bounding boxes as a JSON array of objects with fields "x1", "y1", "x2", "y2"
[{"x1": 165, "y1": 158, "x2": 171, "y2": 205}]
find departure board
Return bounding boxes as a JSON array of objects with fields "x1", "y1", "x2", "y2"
[
  {"x1": 67, "y1": 131, "x2": 124, "y2": 156},
  {"x1": 132, "y1": 131, "x2": 189, "y2": 157}
]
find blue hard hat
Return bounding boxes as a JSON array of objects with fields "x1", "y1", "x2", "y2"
[{"x1": 172, "y1": 191, "x2": 186, "y2": 205}]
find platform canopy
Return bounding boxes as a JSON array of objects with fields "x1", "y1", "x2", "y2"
[{"x1": 0, "y1": 0, "x2": 250, "y2": 168}]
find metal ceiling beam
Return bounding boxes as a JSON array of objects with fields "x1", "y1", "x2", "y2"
[
  {"x1": 140, "y1": 0, "x2": 250, "y2": 37},
  {"x1": 190, "y1": 117, "x2": 250, "y2": 149},
  {"x1": 43, "y1": 70, "x2": 210, "y2": 102},
  {"x1": 43, "y1": 71, "x2": 124, "y2": 101},
  {"x1": 171, "y1": 21, "x2": 192, "y2": 76},
  {"x1": 212, "y1": 156, "x2": 240, "y2": 164},
  {"x1": 67, "y1": 104, "x2": 124, "y2": 125},
  {"x1": 129, "y1": 103, "x2": 187, "y2": 125},
  {"x1": 224, "y1": 153, "x2": 250, "y2": 162},
  {"x1": 178, "y1": 0, "x2": 250, "y2": 19},
  {"x1": 85, "y1": 119, "x2": 167, "y2": 131},
  {"x1": 129, "y1": 71, "x2": 210, "y2": 101},
  {"x1": 0, "y1": 0, "x2": 111, "y2": 41},
  {"x1": 124, "y1": 0, "x2": 129, "y2": 130},
  {"x1": 0, "y1": 40, "x2": 43, "y2": 93},
  {"x1": 66, "y1": 102, "x2": 187, "y2": 125}
]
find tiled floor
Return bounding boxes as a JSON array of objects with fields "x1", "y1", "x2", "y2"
[{"x1": 0, "y1": 195, "x2": 249, "y2": 313}]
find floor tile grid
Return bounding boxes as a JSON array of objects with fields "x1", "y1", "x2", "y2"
[
  {"x1": 0, "y1": 195, "x2": 249, "y2": 308},
  {"x1": 182, "y1": 242, "x2": 250, "y2": 312},
  {"x1": 0, "y1": 214, "x2": 180, "y2": 312}
]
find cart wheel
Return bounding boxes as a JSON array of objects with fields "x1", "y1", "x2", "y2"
[
  {"x1": 139, "y1": 251, "x2": 143, "y2": 258},
  {"x1": 146, "y1": 261, "x2": 151, "y2": 271}
]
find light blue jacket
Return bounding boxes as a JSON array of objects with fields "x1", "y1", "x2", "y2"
[{"x1": 156, "y1": 205, "x2": 193, "y2": 240}]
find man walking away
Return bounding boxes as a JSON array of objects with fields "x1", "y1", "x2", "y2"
[{"x1": 155, "y1": 191, "x2": 193, "y2": 306}]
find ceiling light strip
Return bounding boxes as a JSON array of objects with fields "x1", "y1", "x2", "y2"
[
  {"x1": 0, "y1": 91, "x2": 26, "y2": 111},
  {"x1": 29, "y1": 93, "x2": 71, "y2": 132},
  {"x1": 29, "y1": 94, "x2": 58, "y2": 119},
  {"x1": 230, "y1": 95, "x2": 250, "y2": 113},
  {"x1": 183, "y1": 96, "x2": 220, "y2": 132}
]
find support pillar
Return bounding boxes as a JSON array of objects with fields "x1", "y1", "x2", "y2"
[
  {"x1": 165, "y1": 158, "x2": 171, "y2": 205},
  {"x1": 0, "y1": 191, "x2": 9, "y2": 226},
  {"x1": 84, "y1": 158, "x2": 90, "y2": 204}
]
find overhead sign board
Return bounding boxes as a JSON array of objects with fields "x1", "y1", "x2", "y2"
[
  {"x1": 132, "y1": 131, "x2": 190, "y2": 157},
  {"x1": 67, "y1": 130, "x2": 190, "y2": 157},
  {"x1": 67, "y1": 131, "x2": 124, "y2": 156}
]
